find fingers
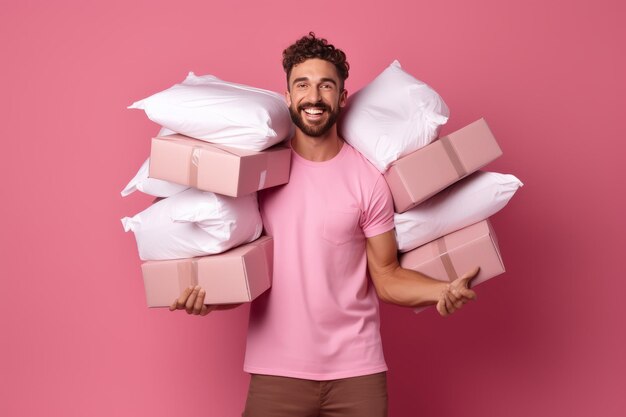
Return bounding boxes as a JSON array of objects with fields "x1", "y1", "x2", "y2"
[
  {"x1": 437, "y1": 289, "x2": 461, "y2": 317},
  {"x1": 186, "y1": 286, "x2": 207, "y2": 315},
  {"x1": 192, "y1": 288, "x2": 206, "y2": 314},
  {"x1": 169, "y1": 286, "x2": 194, "y2": 311},
  {"x1": 436, "y1": 297, "x2": 449, "y2": 317},
  {"x1": 438, "y1": 277, "x2": 478, "y2": 317},
  {"x1": 169, "y1": 286, "x2": 214, "y2": 316},
  {"x1": 458, "y1": 287, "x2": 477, "y2": 301},
  {"x1": 447, "y1": 287, "x2": 465, "y2": 310},
  {"x1": 443, "y1": 286, "x2": 455, "y2": 314},
  {"x1": 185, "y1": 286, "x2": 198, "y2": 313},
  {"x1": 448, "y1": 266, "x2": 480, "y2": 302}
]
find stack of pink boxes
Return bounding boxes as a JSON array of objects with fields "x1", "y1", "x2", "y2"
[
  {"x1": 383, "y1": 118, "x2": 515, "y2": 313},
  {"x1": 123, "y1": 71, "x2": 297, "y2": 308},
  {"x1": 137, "y1": 134, "x2": 292, "y2": 307}
]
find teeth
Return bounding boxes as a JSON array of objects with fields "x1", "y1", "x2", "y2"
[{"x1": 304, "y1": 108, "x2": 323, "y2": 115}]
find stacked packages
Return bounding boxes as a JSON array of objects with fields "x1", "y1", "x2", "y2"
[
  {"x1": 121, "y1": 73, "x2": 293, "y2": 307},
  {"x1": 339, "y1": 60, "x2": 523, "y2": 313},
  {"x1": 122, "y1": 63, "x2": 522, "y2": 312}
]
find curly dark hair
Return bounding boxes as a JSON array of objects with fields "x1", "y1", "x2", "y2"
[{"x1": 282, "y1": 32, "x2": 350, "y2": 90}]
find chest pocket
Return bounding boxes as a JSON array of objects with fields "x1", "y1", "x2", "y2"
[{"x1": 322, "y1": 209, "x2": 361, "y2": 245}]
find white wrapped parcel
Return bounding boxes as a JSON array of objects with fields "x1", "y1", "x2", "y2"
[
  {"x1": 339, "y1": 60, "x2": 449, "y2": 172},
  {"x1": 121, "y1": 188, "x2": 263, "y2": 260},
  {"x1": 121, "y1": 128, "x2": 189, "y2": 198},
  {"x1": 120, "y1": 158, "x2": 189, "y2": 198},
  {"x1": 128, "y1": 72, "x2": 293, "y2": 151},
  {"x1": 394, "y1": 172, "x2": 523, "y2": 252}
]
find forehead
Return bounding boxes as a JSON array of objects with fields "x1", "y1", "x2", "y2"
[{"x1": 289, "y1": 58, "x2": 340, "y2": 84}]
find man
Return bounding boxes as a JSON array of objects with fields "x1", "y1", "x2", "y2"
[{"x1": 171, "y1": 33, "x2": 478, "y2": 417}]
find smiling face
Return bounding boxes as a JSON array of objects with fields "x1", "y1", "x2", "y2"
[{"x1": 285, "y1": 58, "x2": 348, "y2": 138}]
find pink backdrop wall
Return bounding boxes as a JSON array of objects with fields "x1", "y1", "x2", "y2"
[{"x1": 2, "y1": 0, "x2": 624, "y2": 416}]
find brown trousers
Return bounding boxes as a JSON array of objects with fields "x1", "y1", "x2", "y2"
[{"x1": 242, "y1": 372, "x2": 388, "y2": 417}]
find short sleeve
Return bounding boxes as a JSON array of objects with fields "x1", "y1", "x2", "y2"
[{"x1": 361, "y1": 175, "x2": 395, "y2": 238}]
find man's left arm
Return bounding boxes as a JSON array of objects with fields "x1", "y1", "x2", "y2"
[{"x1": 366, "y1": 229, "x2": 479, "y2": 316}]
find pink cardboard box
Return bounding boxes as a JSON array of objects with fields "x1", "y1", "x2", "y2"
[
  {"x1": 384, "y1": 118, "x2": 503, "y2": 213},
  {"x1": 141, "y1": 236, "x2": 273, "y2": 307},
  {"x1": 149, "y1": 134, "x2": 291, "y2": 197},
  {"x1": 399, "y1": 220, "x2": 505, "y2": 313}
]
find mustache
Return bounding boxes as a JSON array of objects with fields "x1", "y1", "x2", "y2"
[{"x1": 298, "y1": 102, "x2": 329, "y2": 112}]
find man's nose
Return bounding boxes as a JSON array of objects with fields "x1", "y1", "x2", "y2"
[{"x1": 306, "y1": 87, "x2": 322, "y2": 103}]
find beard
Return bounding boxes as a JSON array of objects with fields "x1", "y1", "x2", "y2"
[{"x1": 289, "y1": 101, "x2": 341, "y2": 138}]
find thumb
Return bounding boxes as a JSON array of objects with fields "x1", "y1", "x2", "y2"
[{"x1": 460, "y1": 266, "x2": 480, "y2": 287}]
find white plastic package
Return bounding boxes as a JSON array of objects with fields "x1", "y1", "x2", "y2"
[
  {"x1": 120, "y1": 158, "x2": 189, "y2": 198},
  {"x1": 394, "y1": 172, "x2": 523, "y2": 252},
  {"x1": 121, "y1": 188, "x2": 263, "y2": 260},
  {"x1": 121, "y1": 127, "x2": 188, "y2": 198},
  {"x1": 339, "y1": 60, "x2": 449, "y2": 172},
  {"x1": 128, "y1": 72, "x2": 293, "y2": 151}
]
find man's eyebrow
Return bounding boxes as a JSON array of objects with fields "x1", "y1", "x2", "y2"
[
  {"x1": 291, "y1": 77, "x2": 338, "y2": 86},
  {"x1": 319, "y1": 78, "x2": 338, "y2": 86}
]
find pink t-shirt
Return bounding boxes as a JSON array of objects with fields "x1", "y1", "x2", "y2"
[{"x1": 244, "y1": 141, "x2": 395, "y2": 380}]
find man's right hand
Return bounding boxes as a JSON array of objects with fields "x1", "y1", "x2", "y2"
[{"x1": 169, "y1": 285, "x2": 216, "y2": 316}]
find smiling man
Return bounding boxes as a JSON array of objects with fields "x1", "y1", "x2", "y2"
[
  {"x1": 171, "y1": 32, "x2": 478, "y2": 417},
  {"x1": 241, "y1": 33, "x2": 479, "y2": 417}
]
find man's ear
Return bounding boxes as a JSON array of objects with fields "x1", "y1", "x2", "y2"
[
  {"x1": 284, "y1": 90, "x2": 292, "y2": 107},
  {"x1": 339, "y1": 89, "x2": 348, "y2": 108}
]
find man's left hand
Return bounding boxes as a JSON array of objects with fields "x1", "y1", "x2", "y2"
[{"x1": 436, "y1": 266, "x2": 479, "y2": 317}]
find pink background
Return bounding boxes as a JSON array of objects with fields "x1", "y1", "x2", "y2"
[{"x1": 1, "y1": 0, "x2": 624, "y2": 416}]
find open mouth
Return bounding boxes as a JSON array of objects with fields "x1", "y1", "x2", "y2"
[
  {"x1": 301, "y1": 106, "x2": 327, "y2": 120},
  {"x1": 303, "y1": 108, "x2": 324, "y2": 115}
]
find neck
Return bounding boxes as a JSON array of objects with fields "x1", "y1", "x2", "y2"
[{"x1": 290, "y1": 126, "x2": 343, "y2": 162}]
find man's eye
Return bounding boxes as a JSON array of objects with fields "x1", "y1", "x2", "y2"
[
  {"x1": 296, "y1": 83, "x2": 307, "y2": 88},
  {"x1": 321, "y1": 84, "x2": 332, "y2": 89}
]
